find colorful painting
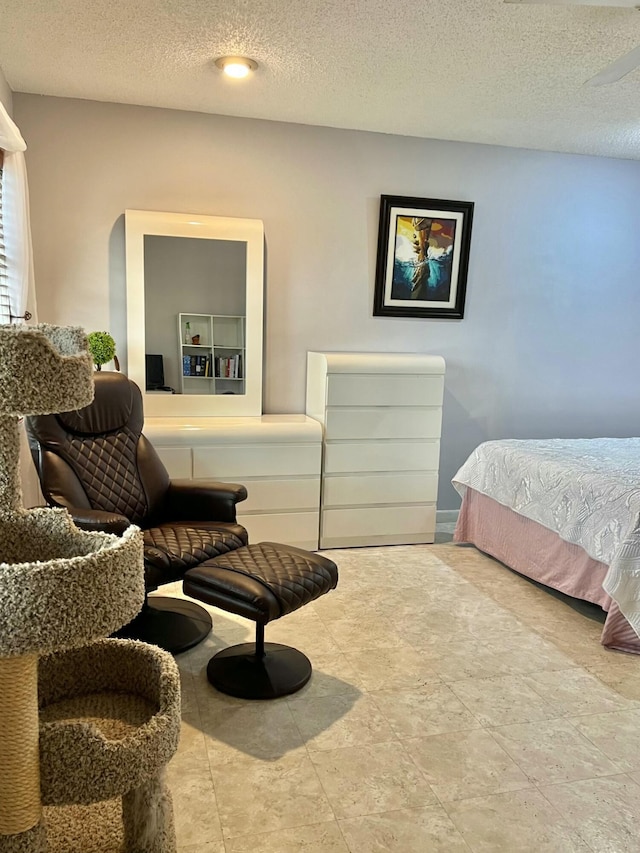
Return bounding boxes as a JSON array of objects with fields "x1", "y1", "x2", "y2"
[{"x1": 373, "y1": 196, "x2": 474, "y2": 319}]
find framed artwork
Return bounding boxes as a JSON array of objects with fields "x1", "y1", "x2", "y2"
[{"x1": 373, "y1": 195, "x2": 474, "y2": 319}]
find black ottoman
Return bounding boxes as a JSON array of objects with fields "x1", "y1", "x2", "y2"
[{"x1": 183, "y1": 542, "x2": 338, "y2": 699}]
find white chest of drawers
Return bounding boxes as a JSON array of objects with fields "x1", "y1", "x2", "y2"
[
  {"x1": 144, "y1": 415, "x2": 322, "y2": 550},
  {"x1": 306, "y1": 352, "x2": 445, "y2": 548}
]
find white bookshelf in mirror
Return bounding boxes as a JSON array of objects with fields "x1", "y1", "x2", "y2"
[{"x1": 178, "y1": 313, "x2": 245, "y2": 396}]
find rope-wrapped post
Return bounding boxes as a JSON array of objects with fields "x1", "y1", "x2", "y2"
[{"x1": 0, "y1": 653, "x2": 44, "y2": 850}]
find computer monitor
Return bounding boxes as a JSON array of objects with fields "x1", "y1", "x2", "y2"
[{"x1": 145, "y1": 354, "x2": 165, "y2": 390}]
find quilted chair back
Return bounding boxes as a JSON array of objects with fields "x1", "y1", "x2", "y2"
[{"x1": 25, "y1": 372, "x2": 170, "y2": 527}]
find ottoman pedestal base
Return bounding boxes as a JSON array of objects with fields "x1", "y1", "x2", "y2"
[{"x1": 207, "y1": 625, "x2": 311, "y2": 699}]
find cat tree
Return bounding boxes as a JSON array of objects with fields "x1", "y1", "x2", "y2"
[{"x1": 0, "y1": 324, "x2": 181, "y2": 852}]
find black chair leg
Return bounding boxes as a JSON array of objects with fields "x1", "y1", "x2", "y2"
[
  {"x1": 206, "y1": 623, "x2": 312, "y2": 699},
  {"x1": 115, "y1": 595, "x2": 212, "y2": 654}
]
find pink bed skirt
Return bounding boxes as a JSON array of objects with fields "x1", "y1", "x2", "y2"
[{"x1": 455, "y1": 488, "x2": 640, "y2": 654}]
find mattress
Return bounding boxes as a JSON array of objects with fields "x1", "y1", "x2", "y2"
[
  {"x1": 454, "y1": 488, "x2": 640, "y2": 653},
  {"x1": 453, "y1": 438, "x2": 640, "y2": 643}
]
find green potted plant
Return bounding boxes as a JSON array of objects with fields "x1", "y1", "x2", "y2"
[{"x1": 87, "y1": 331, "x2": 120, "y2": 371}]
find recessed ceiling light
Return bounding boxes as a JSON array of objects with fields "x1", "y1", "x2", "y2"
[{"x1": 214, "y1": 56, "x2": 258, "y2": 79}]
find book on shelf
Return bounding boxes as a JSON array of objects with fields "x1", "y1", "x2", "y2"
[
  {"x1": 213, "y1": 353, "x2": 243, "y2": 380},
  {"x1": 183, "y1": 354, "x2": 211, "y2": 377}
]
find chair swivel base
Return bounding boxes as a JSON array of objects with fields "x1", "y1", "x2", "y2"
[
  {"x1": 207, "y1": 641, "x2": 312, "y2": 699},
  {"x1": 115, "y1": 596, "x2": 212, "y2": 654}
]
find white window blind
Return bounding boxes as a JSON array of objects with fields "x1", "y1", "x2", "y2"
[
  {"x1": 0, "y1": 157, "x2": 10, "y2": 324},
  {"x1": 0, "y1": 105, "x2": 37, "y2": 325}
]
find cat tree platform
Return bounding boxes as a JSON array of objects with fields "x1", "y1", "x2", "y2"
[{"x1": 38, "y1": 640, "x2": 180, "y2": 852}]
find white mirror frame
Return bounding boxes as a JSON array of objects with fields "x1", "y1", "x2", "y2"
[{"x1": 125, "y1": 209, "x2": 264, "y2": 417}]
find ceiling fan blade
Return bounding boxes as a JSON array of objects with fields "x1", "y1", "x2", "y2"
[
  {"x1": 585, "y1": 43, "x2": 640, "y2": 83},
  {"x1": 505, "y1": 1, "x2": 639, "y2": 7}
]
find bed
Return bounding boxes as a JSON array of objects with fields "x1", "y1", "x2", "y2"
[{"x1": 453, "y1": 438, "x2": 640, "y2": 654}]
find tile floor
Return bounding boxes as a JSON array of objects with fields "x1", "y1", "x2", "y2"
[{"x1": 165, "y1": 533, "x2": 640, "y2": 852}]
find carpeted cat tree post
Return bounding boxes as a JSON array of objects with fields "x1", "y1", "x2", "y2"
[{"x1": 0, "y1": 324, "x2": 181, "y2": 853}]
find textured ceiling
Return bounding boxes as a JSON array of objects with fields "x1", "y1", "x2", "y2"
[{"x1": 1, "y1": 0, "x2": 640, "y2": 159}]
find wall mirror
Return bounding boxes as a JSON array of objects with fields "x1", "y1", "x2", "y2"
[{"x1": 125, "y1": 210, "x2": 264, "y2": 417}]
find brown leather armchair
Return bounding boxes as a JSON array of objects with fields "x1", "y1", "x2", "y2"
[{"x1": 25, "y1": 371, "x2": 249, "y2": 653}]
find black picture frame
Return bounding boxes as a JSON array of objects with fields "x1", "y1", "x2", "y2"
[{"x1": 373, "y1": 194, "x2": 474, "y2": 319}]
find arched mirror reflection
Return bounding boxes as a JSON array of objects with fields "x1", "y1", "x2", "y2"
[{"x1": 125, "y1": 211, "x2": 264, "y2": 417}]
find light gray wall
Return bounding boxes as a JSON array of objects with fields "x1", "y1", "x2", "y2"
[
  {"x1": 13, "y1": 94, "x2": 640, "y2": 509},
  {"x1": 144, "y1": 235, "x2": 246, "y2": 391},
  {"x1": 0, "y1": 63, "x2": 12, "y2": 114}
]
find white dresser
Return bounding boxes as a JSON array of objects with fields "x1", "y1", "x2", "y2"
[
  {"x1": 144, "y1": 415, "x2": 322, "y2": 550},
  {"x1": 306, "y1": 353, "x2": 445, "y2": 548}
]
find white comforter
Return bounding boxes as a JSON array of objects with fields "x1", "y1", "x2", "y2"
[{"x1": 453, "y1": 438, "x2": 640, "y2": 636}]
